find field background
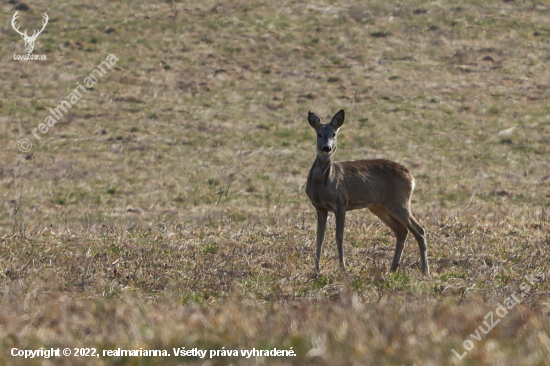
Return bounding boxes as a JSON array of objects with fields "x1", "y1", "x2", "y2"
[{"x1": 1, "y1": 0, "x2": 550, "y2": 364}]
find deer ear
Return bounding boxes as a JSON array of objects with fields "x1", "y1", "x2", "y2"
[
  {"x1": 329, "y1": 109, "x2": 345, "y2": 130},
  {"x1": 308, "y1": 111, "x2": 322, "y2": 130}
]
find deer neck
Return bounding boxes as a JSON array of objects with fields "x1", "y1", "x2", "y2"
[
  {"x1": 311, "y1": 154, "x2": 333, "y2": 183},
  {"x1": 316, "y1": 153, "x2": 332, "y2": 168}
]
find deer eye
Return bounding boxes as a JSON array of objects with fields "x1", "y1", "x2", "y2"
[
  {"x1": 317, "y1": 133, "x2": 321, "y2": 138},
  {"x1": 332, "y1": 133, "x2": 336, "y2": 137}
]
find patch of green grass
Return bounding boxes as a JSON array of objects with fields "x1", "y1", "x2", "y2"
[
  {"x1": 439, "y1": 271, "x2": 467, "y2": 281},
  {"x1": 202, "y1": 243, "x2": 219, "y2": 254},
  {"x1": 54, "y1": 197, "x2": 66, "y2": 205}
]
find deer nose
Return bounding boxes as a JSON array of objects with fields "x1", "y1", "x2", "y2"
[{"x1": 322, "y1": 146, "x2": 332, "y2": 153}]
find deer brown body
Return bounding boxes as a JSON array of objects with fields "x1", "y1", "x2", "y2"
[{"x1": 306, "y1": 109, "x2": 429, "y2": 274}]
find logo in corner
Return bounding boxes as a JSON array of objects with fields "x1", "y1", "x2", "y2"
[{"x1": 12, "y1": 11, "x2": 48, "y2": 59}]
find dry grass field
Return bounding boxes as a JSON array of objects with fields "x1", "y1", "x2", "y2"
[{"x1": 1, "y1": 0, "x2": 550, "y2": 364}]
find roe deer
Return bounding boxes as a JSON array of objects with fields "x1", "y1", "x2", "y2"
[{"x1": 305, "y1": 109, "x2": 429, "y2": 274}]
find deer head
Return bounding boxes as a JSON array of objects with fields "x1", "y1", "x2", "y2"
[
  {"x1": 308, "y1": 110, "x2": 345, "y2": 158},
  {"x1": 12, "y1": 11, "x2": 48, "y2": 54}
]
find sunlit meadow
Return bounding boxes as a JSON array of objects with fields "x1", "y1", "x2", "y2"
[{"x1": 1, "y1": 0, "x2": 549, "y2": 364}]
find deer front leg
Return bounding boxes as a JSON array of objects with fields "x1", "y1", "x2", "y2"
[
  {"x1": 315, "y1": 209, "x2": 328, "y2": 271},
  {"x1": 335, "y1": 206, "x2": 347, "y2": 270}
]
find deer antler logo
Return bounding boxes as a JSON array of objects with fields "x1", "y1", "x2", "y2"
[{"x1": 11, "y1": 11, "x2": 48, "y2": 54}]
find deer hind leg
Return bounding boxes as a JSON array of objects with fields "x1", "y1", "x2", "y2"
[
  {"x1": 369, "y1": 205, "x2": 408, "y2": 272},
  {"x1": 408, "y1": 215, "x2": 429, "y2": 275},
  {"x1": 386, "y1": 206, "x2": 430, "y2": 275}
]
